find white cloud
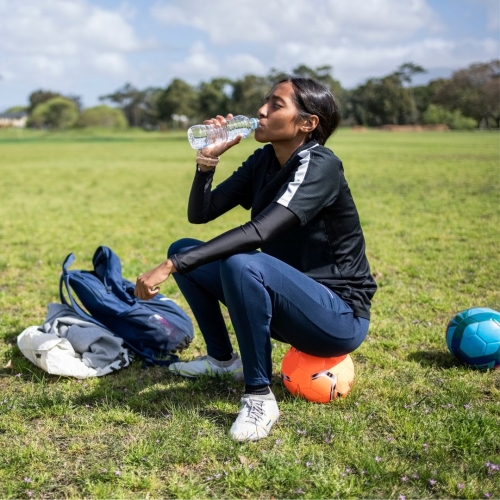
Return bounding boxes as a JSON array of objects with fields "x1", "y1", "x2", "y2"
[
  {"x1": 167, "y1": 44, "x2": 267, "y2": 85},
  {"x1": 151, "y1": 0, "x2": 442, "y2": 46},
  {"x1": 225, "y1": 54, "x2": 266, "y2": 77},
  {"x1": 170, "y1": 41, "x2": 221, "y2": 79},
  {"x1": 273, "y1": 36, "x2": 500, "y2": 86},
  {"x1": 152, "y1": 0, "x2": 498, "y2": 88},
  {"x1": 91, "y1": 53, "x2": 129, "y2": 75},
  {"x1": 0, "y1": 0, "x2": 145, "y2": 81},
  {"x1": 0, "y1": 0, "x2": 497, "y2": 110}
]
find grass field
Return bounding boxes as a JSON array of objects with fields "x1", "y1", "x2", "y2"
[{"x1": 0, "y1": 127, "x2": 499, "y2": 499}]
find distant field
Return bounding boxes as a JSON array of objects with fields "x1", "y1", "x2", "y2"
[{"x1": 0, "y1": 128, "x2": 499, "y2": 498}]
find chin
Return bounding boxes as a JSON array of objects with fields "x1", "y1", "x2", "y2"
[{"x1": 254, "y1": 130, "x2": 270, "y2": 144}]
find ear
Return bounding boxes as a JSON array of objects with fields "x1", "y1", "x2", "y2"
[{"x1": 301, "y1": 115, "x2": 319, "y2": 133}]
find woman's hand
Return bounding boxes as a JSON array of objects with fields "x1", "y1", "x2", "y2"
[
  {"x1": 134, "y1": 259, "x2": 177, "y2": 301},
  {"x1": 200, "y1": 113, "x2": 242, "y2": 159}
]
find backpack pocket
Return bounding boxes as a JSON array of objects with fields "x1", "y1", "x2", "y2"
[{"x1": 117, "y1": 304, "x2": 189, "y2": 353}]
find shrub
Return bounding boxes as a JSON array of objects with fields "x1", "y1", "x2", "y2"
[
  {"x1": 5, "y1": 105, "x2": 28, "y2": 113},
  {"x1": 76, "y1": 105, "x2": 128, "y2": 129},
  {"x1": 29, "y1": 97, "x2": 79, "y2": 129},
  {"x1": 423, "y1": 104, "x2": 476, "y2": 130}
]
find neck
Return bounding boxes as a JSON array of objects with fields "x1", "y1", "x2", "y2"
[{"x1": 272, "y1": 136, "x2": 310, "y2": 167}]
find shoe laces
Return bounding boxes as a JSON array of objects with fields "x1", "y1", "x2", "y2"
[{"x1": 243, "y1": 398, "x2": 266, "y2": 425}]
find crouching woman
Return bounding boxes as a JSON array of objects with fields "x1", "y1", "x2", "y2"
[{"x1": 135, "y1": 76, "x2": 377, "y2": 441}]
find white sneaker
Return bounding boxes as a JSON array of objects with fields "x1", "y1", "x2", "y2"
[
  {"x1": 168, "y1": 352, "x2": 244, "y2": 381},
  {"x1": 229, "y1": 392, "x2": 280, "y2": 441}
]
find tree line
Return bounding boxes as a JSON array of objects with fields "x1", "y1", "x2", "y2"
[{"x1": 8, "y1": 59, "x2": 499, "y2": 130}]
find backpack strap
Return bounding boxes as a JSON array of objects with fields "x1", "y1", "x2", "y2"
[{"x1": 59, "y1": 253, "x2": 108, "y2": 329}]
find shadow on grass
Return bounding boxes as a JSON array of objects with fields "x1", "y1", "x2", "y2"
[
  {"x1": 4, "y1": 339, "x2": 326, "y2": 439},
  {"x1": 71, "y1": 366, "x2": 290, "y2": 431},
  {"x1": 5, "y1": 348, "x2": 290, "y2": 432},
  {"x1": 407, "y1": 350, "x2": 460, "y2": 369}
]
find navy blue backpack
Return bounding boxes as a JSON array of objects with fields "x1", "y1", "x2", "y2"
[{"x1": 59, "y1": 246, "x2": 194, "y2": 366}]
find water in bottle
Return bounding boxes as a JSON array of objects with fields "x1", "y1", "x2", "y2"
[{"x1": 187, "y1": 115, "x2": 259, "y2": 149}]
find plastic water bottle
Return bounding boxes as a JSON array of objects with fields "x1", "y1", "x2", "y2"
[
  {"x1": 187, "y1": 115, "x2": 259, "y2": 149},
  {"x1": 148, "y1": 314, "x2": 187, "y2": 352}
]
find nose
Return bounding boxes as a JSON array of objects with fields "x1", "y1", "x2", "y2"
[{"x1": 257, "y1": 102, "x2": 267, "y2": 119}]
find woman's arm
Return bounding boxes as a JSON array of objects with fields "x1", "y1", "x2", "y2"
[
  {"x1": 134, "y1": 258, "x2": 177, "y2": 300},
  {"x1": 187, "y1": 156, "x2": 256, "y2": 223},
  {"x1": 135, "y1": 203, "x2": 298, "y2": 300},
  {"x1": 136, "y1": 113, "x2": 259, "y2": 299},
  {"x1": 171, "y1": 202, "x2": 299, "y2": 274},
  {"x1": 186, "y1": 113, "x2": 258, "y2": 223}
]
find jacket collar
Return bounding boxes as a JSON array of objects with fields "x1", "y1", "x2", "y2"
[{"x1": 280, "y1": 140, "x2": 318, "y2": 169}]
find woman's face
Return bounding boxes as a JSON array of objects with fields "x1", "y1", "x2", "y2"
[{"x1": 254, "y1": 81, "x2": 305, "y2": 144}]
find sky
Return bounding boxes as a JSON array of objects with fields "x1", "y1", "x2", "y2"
[{"x1": 0, "y1": 0, "x2": 499, "y2": 111}]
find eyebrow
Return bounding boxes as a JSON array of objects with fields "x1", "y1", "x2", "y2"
[{"x1": 267, "y1": 94, "x2": 286, "y2": 104}]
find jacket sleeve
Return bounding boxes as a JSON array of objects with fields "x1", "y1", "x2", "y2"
[
  {"x1": 170, "y1": 202, "x2": 299, "y2": 274},
  {"x1": 188, "y1": 149, "x2": 262, "y2": 223}
]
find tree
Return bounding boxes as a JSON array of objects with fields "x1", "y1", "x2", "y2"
[
  {"x1": 66, "y1": 94, "x2": 83, "y2": 112},
  {"x1": 423, "y1": 104, "x2": 476, "y2": 129},
  {"x1": 100, "y1": 83, "x2": 148, "y2": 127},
  {"x1": 432, "y1": 60, "x2": 500, "y2": 127},
  {"x1": 394, "y1": 62, "x2": 427, "y2": 86},
  {"x1": 156, "y1": 79, "x2": 199, "y2": 126},
  {"x1": 394, "y1": 62, "x2": 427, "y2": 123},
  {"x1": 75, "y1": 105, "x2": 127, "y2": 129},
  {"x1": 5, "y1": 105, "x2": 28, "y2": 113},
  {"x1": 140, "y1": 87, "x2": 165, "y2": 129},
  {"x1": 28, "y1": 90, "x2": 81, "y2": 114},
  {"x1": 29, "y1": 97, "x2": 79, "y2": 129},
  {"x1": 412, "y1": 79, "x2": 446, "y2": 118},
  {"x1": 348, "y1": 63, "x2": 427, "y2": 126},
  {"x1": 198, "y1": 78, "x2": 232, "y2": 119},
  {"x1": 350, "y1": 74, "x2": 414, "y2": 126},
  {"x1": 230, "y1": 75, "x2": 271, "y2": 117},
  {"x1": 28, "y1": 90, "x2": 61, "y2": 113}
]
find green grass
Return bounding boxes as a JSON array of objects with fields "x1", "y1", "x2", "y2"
[{"x1": 0, "y1": 127, "x2": 499, "y2": 499}]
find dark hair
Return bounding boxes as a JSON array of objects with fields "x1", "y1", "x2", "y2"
[{"x1": 275, "y1": 75, "x2": 341, "y2": 145}]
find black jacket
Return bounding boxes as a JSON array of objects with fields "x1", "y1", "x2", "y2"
[{"x1": 170, "y1": 141, "x2": 377, "y2": 319}]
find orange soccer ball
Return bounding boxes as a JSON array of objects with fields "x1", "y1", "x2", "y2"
[{"x1": 281, "y1": 347, "x2": 355, "y2": 403}]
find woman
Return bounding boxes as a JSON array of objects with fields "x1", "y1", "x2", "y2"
[{"x1": 135, "y1": 76, "x2": 377, "y2": 442}]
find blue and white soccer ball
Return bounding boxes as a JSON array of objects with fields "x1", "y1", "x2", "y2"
[{"x1": 446, "y1": 308, "x2": 500, "y2": 370}]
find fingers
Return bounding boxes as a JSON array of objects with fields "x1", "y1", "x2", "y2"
[
  {"x1": 134, "y1": 261, "x2": 172, "y2": 301},
  {"x1": 134, "y1": 278, "x2": 159, "y2": 301},
  {"x1": 203, "y1": 114, "x2": 234, "y2": 127},
  {"x1": 203, "y1": 115, "x2": 226, "y2": 127},
  {"x1": 202, "y1": 137, "x2": 240, "y2": 158},
  {"x1": 199, "y1": 114, "x2": 240, "y2": 157},
  {"x1": 226, "y1": 134, "x2": 242, "y2": 148},
  {"x1": 134, "y1": 285, "x2": 159, "y2": 301}
]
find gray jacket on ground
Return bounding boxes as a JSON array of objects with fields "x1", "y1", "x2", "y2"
[{"x1": 43, "y1": 303, "x2": 125, "y2": 369}]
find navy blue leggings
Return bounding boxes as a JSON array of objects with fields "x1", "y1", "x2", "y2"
[{"x1": 169, "y1": 238, "x2": 369, "y2": 386}]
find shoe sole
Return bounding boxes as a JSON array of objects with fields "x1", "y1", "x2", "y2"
[{"x1": 169, "y1": 368, "x2": 244, "y2": 381}]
